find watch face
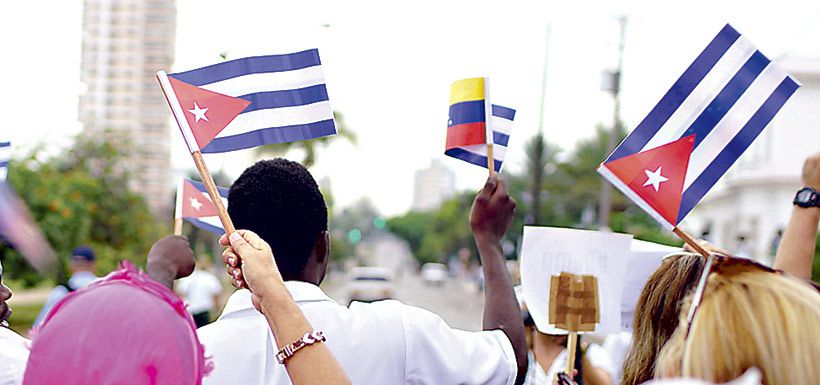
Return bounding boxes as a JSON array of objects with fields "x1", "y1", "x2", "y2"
[{"x1": 798, "y1": 190, "x2": 814, "y2": 202}]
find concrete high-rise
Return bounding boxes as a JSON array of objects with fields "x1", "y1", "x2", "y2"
[
  {"x1": 413, "y1": 159, "x2": 456, "y2": 212},
  {"x1": 79, "y1": 0, "x2": 176, "y2": 216}
]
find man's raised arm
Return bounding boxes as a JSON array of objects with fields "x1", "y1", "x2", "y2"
[{"x1": 470, "y1": 175, "x2": 528, "y2": 385}]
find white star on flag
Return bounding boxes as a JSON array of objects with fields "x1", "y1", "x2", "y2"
[
  {"x1": 643, "y1": 167, "x2": 669, "y2": 192},
  {"x1": 189, "y1": 197, "x2": 204, "y2": 211},
  {"x1": 188, "y1": 102, "x2": 209, "y2": 123}
]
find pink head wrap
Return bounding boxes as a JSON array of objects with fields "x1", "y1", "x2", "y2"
[{"x1": 23, "y1": 262, "x2": 211, "y2": 385}]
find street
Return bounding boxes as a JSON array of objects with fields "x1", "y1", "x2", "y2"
[{"x1": 322, "y1": 271, "x2": 486, "y2": 332}]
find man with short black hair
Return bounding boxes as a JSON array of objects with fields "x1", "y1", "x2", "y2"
[
  {"x1": 199, "y1": 158, "x2": 528, "y2": 385},
  {"x1": 34, "y1": 246, "x2": 98, "y2": 326}
]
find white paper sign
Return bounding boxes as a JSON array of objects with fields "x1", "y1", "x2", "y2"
[
  {"x1": 620, "y1": 240, "x2": 681, "y2": 330},
  {"x1": 520, "y1": 226, "x2": 632, "y2": 334}
]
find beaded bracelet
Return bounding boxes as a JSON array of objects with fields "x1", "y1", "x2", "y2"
[{"x1": 276, "y1": 330, "x2": 326, "y2": 364}]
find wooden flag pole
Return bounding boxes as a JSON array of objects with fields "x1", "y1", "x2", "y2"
[
  {"x1": 565, "y1": 332, "x2": 578, "y2": 375},
  {"x1": 673, "y1": 227, "x2": 710, "y2": 258},
  {"x1": 484, "y1": 77, "x2": 496, "y2": 177},
  {"x1": 487, "y1": 143, "x2": 496, "y2": 176},
  {"x1": 191, "y1": 151, "x2": 236, "y2": 234},
  {"x1": 173, "y1": 218, "x2": 183, "y2": 236}
]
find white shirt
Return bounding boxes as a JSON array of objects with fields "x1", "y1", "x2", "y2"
[
  {"x1": 0, "y1": 327, "x2": 29, "y2": 385},
  {"x1": 34, "y1": 271, "x2": 97, "y2": 326},
  {"x1": 588, "y1": 331, "x2": 632, "y2": 384},
  {"x1": 198, "y1": 281, "x2": 517, "y2": 385},
  {"x1": 524, "y1": 350, "x2": 567, "y2": 385},
  {"x1": 176, "y1": 270, "x2": 222, "y2": 314}
]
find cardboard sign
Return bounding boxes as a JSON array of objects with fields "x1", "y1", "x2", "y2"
[
  {"x1": 549, "y1": 272, "x2": 600, "y2": 332},
  {"x1": 521, "y1": 226, "x2": 632, "y2": 334}
]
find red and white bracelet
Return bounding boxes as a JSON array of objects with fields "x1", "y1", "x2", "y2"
[{"x1": 276, "y1": 330, "x2": 327, "y2": 364}]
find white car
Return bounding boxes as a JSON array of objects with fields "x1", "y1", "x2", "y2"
[
  {"x1": 420, "y1": 263, "x2": 448, "y2": 286},
  {"x1": 348, "y1": 267, "x2": 394, "y2": 303}
]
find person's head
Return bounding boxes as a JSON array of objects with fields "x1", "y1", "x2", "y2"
[
  {"x1": 69, "y1": 246, "x2": 96, "y2": 273},
  {"x1": 0, "y1": 259, "x2": 12, "y2": 325},
  {"x1": 621, "y1": 252, "x2": 705, "y2": 385},
  {"x1": 656, "y1": 268, "x2": 820, "y2": 385},
  {"x1": 228, "y1": 159, "x2": 329, "y2": 284},
  {"x1": 23, "y1": 263, "x2": 209, "y2": 385}
]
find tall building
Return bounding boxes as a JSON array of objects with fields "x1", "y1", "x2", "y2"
[
  {"x1": 683, "y1": 57, "x2": 820, "y2": 264},
  {"x1": 79, "y1": 0, "x2": 176, "y2": 216},
  {"x1": 412, "y1": 159, "x2": 456, "y2": 211}
]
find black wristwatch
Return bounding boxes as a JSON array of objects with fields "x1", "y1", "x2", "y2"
[{"x1": 794, "y1": 187, "x2": 820, "y2": 208}]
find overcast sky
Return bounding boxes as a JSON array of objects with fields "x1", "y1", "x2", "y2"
[{"x1": 2, "y1": 0, "x2": 819, "y2": 215}]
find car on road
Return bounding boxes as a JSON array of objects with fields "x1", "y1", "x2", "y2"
[
  {"x1": 420, "y1": 263, "x2": 448, "y2": 286},
  {"x1": 348, "y1": 267, "x2": 394, "y2": 304}
]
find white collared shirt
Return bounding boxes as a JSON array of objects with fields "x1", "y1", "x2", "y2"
[
  {"x1": 0, "y1": 327, "x2": 29, "y2": 385},
  {"x1": 198, "y1": 281, "x2": 517, "y2": 385}
]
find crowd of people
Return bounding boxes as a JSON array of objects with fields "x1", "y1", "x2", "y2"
[{"x1": 0, "y1": 152, "x2": 818, "y2": 385}]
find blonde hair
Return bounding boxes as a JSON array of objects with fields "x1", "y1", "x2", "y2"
[
  {"x1": 621, "y1": 252, "x2": 704, "y2": 385},
  {"x1": 656, "y1": 268, "x2": 820, "y2": 385}
]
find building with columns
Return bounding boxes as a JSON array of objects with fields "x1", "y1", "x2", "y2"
[{"x1": 682, "y1": 57, "x2": 820, "y2": 264}]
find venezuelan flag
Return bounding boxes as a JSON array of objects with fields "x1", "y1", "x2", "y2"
[
  {"x1": 446, "y1": 77, "x2": 487, "y2": 149},
  {"x1": 444, "y1": 77, "x2": 516, "y2": 172}
]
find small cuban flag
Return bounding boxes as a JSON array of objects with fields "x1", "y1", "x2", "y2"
[
  {"x1": 445, "y1": 77, "x2": 516, "y2": 172},
  {"x1": 597, "y1": 24, "x2": 799, "y2": 230},
  {"x1": 175, "y1": 178, "x2": 229, "y2": 235},
  {"x1": 0, "y1": 140, "x2": 9, "y2": 183},
  {"x1": 157, "y1": 49, "x2": 336, "y2": 154}
]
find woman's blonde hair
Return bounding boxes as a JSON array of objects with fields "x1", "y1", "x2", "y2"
[
  {"x1": 656, "y1": 268, "x2": 820, "y2": 385},
  {"x1": 621, "y1": 252, "x2": 704, "y2": 385}
]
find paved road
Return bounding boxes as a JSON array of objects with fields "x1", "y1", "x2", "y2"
[{"x1": 323, "y1": 272, "x2": 485, "y2": 332}]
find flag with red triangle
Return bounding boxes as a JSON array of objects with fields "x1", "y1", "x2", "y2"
[
  {"x1": 157, "y1": 49, "x2": 336, "y2": 154},
  {"x1": 175, "y1": 179, "x2": 229, "y2": 235},
  {"x1": 158, "y1": 74, "x2": 250, "y2": 152},
  {"x1": 597, "y1": 24, "x2": 799, "y2": 230}
]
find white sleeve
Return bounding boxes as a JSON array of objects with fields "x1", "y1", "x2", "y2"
[
  {"x1": 399, "y1": 304, "x2": 517, "y2": 385},
  {"x1": 207, "y1": 274, "x2": 222, "y2": 295}
]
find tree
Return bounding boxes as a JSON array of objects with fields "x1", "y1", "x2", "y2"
[
  {"x1": 1, "y1": 136, "x2": 165, "y2": 286},
  {"x1": 254, "y1": 111, "x2": 356, "y2": 167}
]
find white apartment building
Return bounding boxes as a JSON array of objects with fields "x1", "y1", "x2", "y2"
[
  {"x1": 79, "y1": 0, "x2": 176, "y2": 216},
  {"x1": 682, "y1": 57, "x2": 820, "y2": 264},
  {"x1": 412, "y1": 159, "x2": 456, "y2": 211}
]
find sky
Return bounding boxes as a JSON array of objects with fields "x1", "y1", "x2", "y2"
[{"x1": 1, "y1": 0, "x2": 819, "y2": 216}]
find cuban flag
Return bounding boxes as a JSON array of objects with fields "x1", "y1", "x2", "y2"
[
  {"x1": 0, "y1": 140, "x2": 9, "y2": 182},
  {"x1": 598, "y1": 24, "x2": 799, "y2": 230},
  {"x1": 157, "y1": 49, "x2": 336, "y2": 153},
  {"x1": 175, "y1": 179, "x2": 229, "y2": 235},
  {"x1": 445, "y1": 77, "x2": 516, "y2": 171}
]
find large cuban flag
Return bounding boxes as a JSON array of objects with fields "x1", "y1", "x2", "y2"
[
  {"x1": 598, "y1": 24, "x2": 799, "y2": 230},
  {"x1": 157, "y1": 49, "x2": 336, "y2": 153},
  {"x1": 175, "y1": 178, "x2": 229, "y2": 234},
  {"x1": 445, "y1": 77, "x2": 516, "y2": 172}
]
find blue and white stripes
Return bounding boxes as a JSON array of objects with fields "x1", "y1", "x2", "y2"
[
  {"x1": 605, "y1": 24, "x2": 799, "y2": 222},
  {"x1": 0, "y1": 141, "x2": 10, "y2": 183},
  {"x1": 169, "y1": 49, "x2": 336, "y2": 153},
  {"x1": 176, "y1": 179, "x2": 229, "y2": 235},
  {"x1": 445, "y1": 105, "x2": 515, "y2": 172}
]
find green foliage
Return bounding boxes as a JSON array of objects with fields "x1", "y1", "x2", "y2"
[
  {"x1": 254, "y1": 111, "x2": 356, "y2": 167},
  {"x1": 386, "y1": 124, "x2": 678, "y2": 265},
  {"x1": 1, "y1": 136, "x2": 164, "y2": 286}
]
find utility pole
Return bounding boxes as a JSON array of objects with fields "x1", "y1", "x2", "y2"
[
  {"x1": 597, "y1": 16, "x2": 627, "y2": 230},
  {"x1": 528, "y1": 24, "x2": 552, "y2": 226}
]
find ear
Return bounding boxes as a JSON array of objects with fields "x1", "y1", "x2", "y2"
[{"x1": 314, "y1": 231, "x2": 330, "y2": 264}]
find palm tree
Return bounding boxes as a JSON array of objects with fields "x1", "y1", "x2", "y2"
[{"x1": 253, "y1": 111, "x2": 356, "y2": 167}]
